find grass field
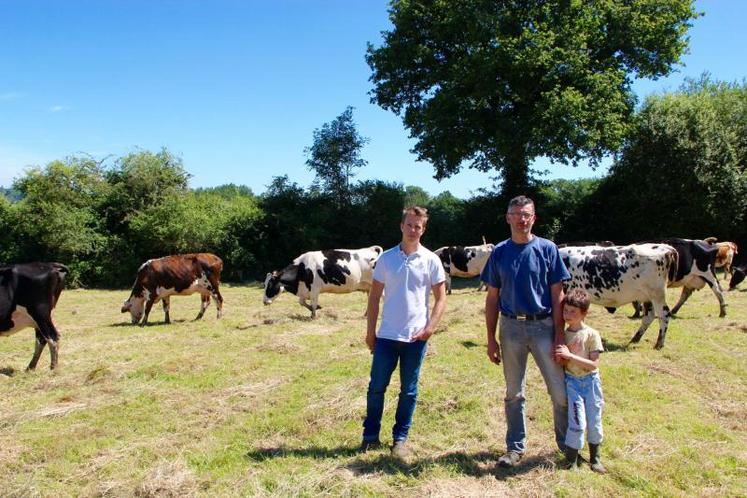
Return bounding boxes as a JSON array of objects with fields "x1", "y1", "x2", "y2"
[{"x1": 1, "y1": 278, "x2": 746, "y2": 497}]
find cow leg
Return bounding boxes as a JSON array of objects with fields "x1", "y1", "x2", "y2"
[
  {"x1": 195, "y1": 294, "x2": 210, "y2": 321},
  {"x1": 162, "y1": 296, "x2": 171, "y2": 324},
  {"x1": 653, "y1": 302, "x2": 672, "y2": 350},
  {"x1": 28, "y1": 318, "x2": 60, "y2": 370},
  {"x1": 630, "y1": 300, "x2": 642, "y2": 319},
  {"x1": 705, "y1": 278, "x2": 727, "y2": 318},
  {"x1": 445, "y1": 274, "x2": 452, "y2": 295},
  {"x1": 206, "y1": 275, "x2": 223, "y2": 319},
  {"x1": 310, "y1": 294, "x2": 320, "y2": 319},
  {"x1": 670, "y1": 287, "x2": 694, "y2": 316},
  {"x1": 141, "y1": 298, "x2": 156, "y2": 326},
  {"x1": 212, "y1": 288, "x2": 223, "y2": 319},
  {"x1": 27, "y1": 329, "x2": 47, "y2": 371},
  {"x1": 299, "y1": 297, "x2": 320, "y2": 315},
  {"x1": 630, "y1": 302, "x2": 655, "y2": 343}
]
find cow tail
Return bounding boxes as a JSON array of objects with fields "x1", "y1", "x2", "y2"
[
  {"x1": 51, "y1": 263, "x2": 70, "y2": 306},
  {"x1": 667, "y1": 249, "x2": 679, "y2": 284}
]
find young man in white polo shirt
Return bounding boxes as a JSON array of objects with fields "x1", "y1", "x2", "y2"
[{"x1": 361, "y1": 206, "x2": 447, "y2": 458}]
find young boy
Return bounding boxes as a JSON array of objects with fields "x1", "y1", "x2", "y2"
[{"x1": 554, "y1": 288, "x2": 607, "y2": 473}]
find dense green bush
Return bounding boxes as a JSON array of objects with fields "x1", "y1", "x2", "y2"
[{"x1": 3, "y1": 78, "x2": 745, "y2": 284}]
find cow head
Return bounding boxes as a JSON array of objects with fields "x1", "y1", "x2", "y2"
[
  {"x1": 121, "y1": 292, "x2": 147, "y2": 324},
  {"x1": 263, "y1": 271, "x2": 284, "y2": 305},
  {"x1": 729, "y1": 266, "x2": 746, "y2": 290}
]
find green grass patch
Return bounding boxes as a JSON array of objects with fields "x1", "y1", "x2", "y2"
[{"x1": 0, "y1": 284, "x2": 745, "y2": 496}]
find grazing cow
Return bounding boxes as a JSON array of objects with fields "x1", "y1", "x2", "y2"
[
  {"x1": 729, "y1": 264, "x2": 746, "y2": 290},
  {"x1": 263, "y1": 246, "x2": 383, "y2": 318},
  {"x1": 560, "y1": 244, "x2": 678, "y2": 349},
  {"x1": 712, "y1": 241, "x2": 738, "y2": 279},
  {"x1": 656, "y1": 238, "x2": 727, "y2": 317},
  {"x1": 0, "y1": 262, "x2": 68, "y2": 370},
  {"x1": 434, "y1": 243, "x2": 494, "y2": 294},
  {"x1": 122, "y1": 253, "x2": 224, "y2": 326}
]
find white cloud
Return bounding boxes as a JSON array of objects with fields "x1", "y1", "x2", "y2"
[
  {"x1": 48, "y1": 105, "x2": 72, "y2": 113},
  {"x1": 0, "y1": 92, "x2": 23, "y2": 101}
]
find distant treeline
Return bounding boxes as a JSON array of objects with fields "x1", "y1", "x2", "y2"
[{"x1": 2, "y1": 78, "x2": 745, "y2": 287}]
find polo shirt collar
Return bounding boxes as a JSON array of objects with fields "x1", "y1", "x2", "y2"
[{"x1": 398, "y1": 243, "x2": 424, "y2": 258}]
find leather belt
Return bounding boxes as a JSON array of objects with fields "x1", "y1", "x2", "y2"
[{"x1": 503, "y1": 312, "x2": 551, "y2": 321}]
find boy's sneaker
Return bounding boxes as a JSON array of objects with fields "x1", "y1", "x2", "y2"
[
  {"x1": 359, "y1": 439, "x2": 382, "y2": 453},
  {"x1": 391, "y1": 440, "x2": 411, "y2": 459},
  {"x1": 497, "y1": 450, "x2": 522, "y2": 468}
]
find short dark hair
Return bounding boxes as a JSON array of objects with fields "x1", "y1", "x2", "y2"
[
  {"x1": 401, "y1": 205, "x2": 429, "y2": 224},
  {"x1": 507, "y1": 195, "x2": 534, "y2": 212},
  {"x1": 563, "y1": 288, "x2": 591, "y2": 312}
]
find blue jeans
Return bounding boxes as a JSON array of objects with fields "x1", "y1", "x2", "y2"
[
  {"x1": 499, "y1": 315, "x2": 568, "y2": 453},
  {"x1": 565, "y1": 372, "x2": 604, "y2": 450},
  {"x1": 363, "y1": 338, "x2": 428, "y2": 443}
]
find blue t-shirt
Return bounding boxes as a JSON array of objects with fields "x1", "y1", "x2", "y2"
[{"x1": 480, "y1": 236, "x2": 570, "y2": 315}]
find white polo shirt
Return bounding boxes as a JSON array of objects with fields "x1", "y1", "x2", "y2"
[{"x1": 373, "y1": 244, "x2": 446, "y2": 342}]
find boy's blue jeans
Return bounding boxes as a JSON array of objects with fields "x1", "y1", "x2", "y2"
[
  {"x1": 499, "y1": 315, "x2": 568, "y2": 454},
  {"x1": 363, "y1": 337, "x2": 428, "y2": 443},
  {"x1": 565, "y1": 371, "x2": 604, "y2": 450}
]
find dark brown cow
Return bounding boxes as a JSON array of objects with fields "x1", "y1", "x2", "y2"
[
  {"x1": 1, "y1": 262, "x2": 68, "y2": 370},
  {"x1": 121, "y1": 253, "x2": 224, "y2": 326}
]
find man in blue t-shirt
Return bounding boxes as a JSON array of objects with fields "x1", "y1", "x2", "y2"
[{"x1": 480, "y1": 195, "x2": 571, "y2": 468}]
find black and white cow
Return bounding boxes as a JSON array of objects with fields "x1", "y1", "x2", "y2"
[
  {"x1": 122, "y1": 253, "x2": 224, "y2": 326},
  {"x1": 263, "y1": 246, "x2": 383, "y2": 318},
  {"x1": 0, "y1": 262, "x2": 69, "y2": 370},
  {"x1": 434, "y1": 243, "x2": 494, "y2": 294},
  {"x1": 560, "y1": 244, "x2": 678, "y2": 349},
  {"x1": 655, "y1": 238, "x2": 727, "y2": 317}
]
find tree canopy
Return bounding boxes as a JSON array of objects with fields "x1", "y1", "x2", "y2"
[
  {"x1": 583, "y1": 75, "x2": 747, "y2": 242},
  {"x1": 367, "y1": 0, "x2": 698, "y2": 194}
]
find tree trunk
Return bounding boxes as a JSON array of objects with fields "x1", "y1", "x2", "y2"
[{"x1": 501, "y1": 152, "x2": 530, "y2": 197}]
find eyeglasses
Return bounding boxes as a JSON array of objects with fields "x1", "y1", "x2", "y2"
[{"x1": 507, "y1": 212, "x2": 535, "y2": 220}]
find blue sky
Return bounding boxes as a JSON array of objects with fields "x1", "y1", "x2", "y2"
[{"x1": 1, "y1": 0, "x2": 745, "y2": 198}]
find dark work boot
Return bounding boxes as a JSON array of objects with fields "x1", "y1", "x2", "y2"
[
  {"x1": 589, "y1": 444, "x2": 607, "y2": 474},
  {"x1": 564, "y1": 447, "x2": 579, "y2": 470}
]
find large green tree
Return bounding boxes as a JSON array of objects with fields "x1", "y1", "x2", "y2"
[
  {"x1": 585, "y1": 76, "x2": 747, "y2": 243},
  {"x1": 367, "y1": 0, "x2": 698, "y2": 193},
  {"x1": 305, "y1": 106, "x2": 369, "y2": 207}
]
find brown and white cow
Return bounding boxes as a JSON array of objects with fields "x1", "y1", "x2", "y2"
[
  {"x1": 560, "y1": 243, "x2": 678, "y2": 349},
  {"x1": 713, "y1": 241, "x2": 738, "y2": 280},
  {"x1": 263, "y1": 246, "x2": 382, "y2": 318},
  {"x1": 434, "y1": 243, "x2": 494, "y2": 294},
  {"x1": 1, "y1": 262, "x2": 68, "y2": 370},
  {"x1": 122, "y1": 253, "x2": 224, "y2": 326}
]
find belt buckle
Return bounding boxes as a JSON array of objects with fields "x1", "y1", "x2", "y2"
[{"x1": 517, "y1": 314, "x2": 527, "y2": 321}]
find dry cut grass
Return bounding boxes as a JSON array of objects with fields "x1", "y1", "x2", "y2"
[{"x1": 0, "y1": 278, "x2": 745, "y2": 497}]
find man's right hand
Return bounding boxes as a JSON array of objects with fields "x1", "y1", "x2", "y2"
[
  {"x1": 366, "y1": 333, "x2": 376, "y2": 353},
  {"x1": 487, "y1": 340, "x2": 501, "y2": 365}
]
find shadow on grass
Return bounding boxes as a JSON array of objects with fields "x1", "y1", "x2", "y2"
[
  {"x1": 0, "y1": 366, "x2": 17, "y2": 376},
  {"x1": 245, "y1": 445, "x2": 556, "y2": 479},
  {"x1": 602, "y1": 338, "x2": 629, "y2": 352},
  {"x1": 460, "y1": 340, "x2": 480, "y2": 349},
  {"x1": 109, "y1": 321, "x2": 173, "y2": 327}
]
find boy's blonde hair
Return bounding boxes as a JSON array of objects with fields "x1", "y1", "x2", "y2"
[
  {"x1": 563, "y1": 288, "x2": 591, "y2": 312},
  {"x1": 401, "y1": 206, "x2": 429, "y2": 225}
]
